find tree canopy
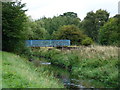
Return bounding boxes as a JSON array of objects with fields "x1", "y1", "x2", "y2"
[
  {"x1": 2, "y1": 1, "x2": 27, "y2": 53},
  {"x1": 81, "y1": 9, "x2": 109, "y2": 42},
  {"x1": 52, "y1": 25, "x2": 88, "y2": 45},
  {"x1": 41, "y1": 12, "x2": 81, "y2": 36},
  {"x1": 98, "y1": 16, "x2": 120, "y2": 46},
  {"x1": 2, "y1": 0, "x2": 119, "y2": 52}
]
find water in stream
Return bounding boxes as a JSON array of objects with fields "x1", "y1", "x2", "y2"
[
  {"x1": 48, "y1": 65, "x2": 87, "y2": 89},
  {"x1": 32, "y1": 59, "x2": 103, "y2": 89},
  {"x1": 40, "y1": 63, "x2": 95, "y2": 89}
]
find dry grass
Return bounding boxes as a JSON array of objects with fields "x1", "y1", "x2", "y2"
[{"x1": 69, "y1": 45, "x2": 118, "y2": 60}]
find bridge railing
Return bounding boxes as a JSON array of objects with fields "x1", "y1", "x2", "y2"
[{"x1": 26, "y1": 40, "x2": 70, "y2": 47}]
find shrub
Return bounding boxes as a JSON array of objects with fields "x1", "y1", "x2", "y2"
[
  {"x1": 20, "y1": 47, "x2": 33, "y2": 59},
  {"x1": 82, "y1": 37, "x2": 93, "y2": 46}
]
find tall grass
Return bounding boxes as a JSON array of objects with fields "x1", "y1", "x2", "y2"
[
  {"x1": 71, "y1": 46, "x2": 118, "y2": 88},
  {"x1": 1, "y1": 51, "x2": 64, "y2": 88},
  {"x1": 72, "y1": 45, "x2": 118, "y2": 60},
  {"x1": 33, "y1": 45, "x2": 119, "y2": 88}
]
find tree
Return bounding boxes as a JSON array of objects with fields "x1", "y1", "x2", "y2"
[
  {"x1": 61, "y1": 12, "x2": 81, "y2": 27},
  {"x1": 21, "y1": 16, "x2": 35, "y2": 40},
  {"x1": 52, "y1": 25, "x2": 87, "y2": 45},
  {"x1": 98, "y1": 17, "x2": 120, "y2": 46},
  {"x1": 41, "y1": 12, "x2": 81, "y2": 37},
  {"x1": 32, "y1": 20, "x2": 49, "y2": 40},
  {"x1": 62, "y1": 12, "x2": 78, "y2": 18},
  {"x1": 2, "y1": 1, "x2": 27, "y2": 53},
  {"x1": 24, "y1": 17, "x2": 49, "y2": 40},
  {"x1": 81, "y1": 11, "x2": 96, "y2": 40},
  {"x1": 81, "y1": 9, "x2": 109, "y2": 42}
]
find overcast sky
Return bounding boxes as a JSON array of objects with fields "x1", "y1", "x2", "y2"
[{"x1": 21, "y1": 0, "x2": 119, "y2": 20}]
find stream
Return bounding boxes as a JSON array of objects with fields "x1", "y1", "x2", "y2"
[
  {"x1": 48, "y1": 65, "x2": 87, "y2": 89},
  {"x1": 38, "y1": 60, "x2": 95, "y2": 89},
  {"x1": 30, "y1": 54, "x2": 105, "y2": 89}
]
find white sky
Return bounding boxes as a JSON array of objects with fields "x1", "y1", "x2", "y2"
[{"x1": 21, "y1": 0, "x2": 120, "y2": 20}]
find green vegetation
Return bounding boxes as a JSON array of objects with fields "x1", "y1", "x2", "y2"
[
  {"x1": 0, "y1": 52, "x2": 2, "y2": 89},
  {"x1": 32, "y1": 46, "x2": 119, "y2": 88},
  {"x1": 2, "y1": 0, "x2": 119, "y2": 88},
  {"x1": 53, "y1": 25, "x2": 85, "y2": 45},
  {"x1": 81, "y1": 37, "x2": 93, "y2": 46},
  {"x1": 52, "y1": 25, "x2": 92, "y2": 45},
  {"x1": 41, "y1": 12, "x2": 81, "y2": 35},
  {"x1": 2, "y1": 1, "x2": 119, "y2": 53},
  {"x1": 2, "y1": 2, "x2": 28, "y2": 53},
  {"x1": 2, "y1": 51, "x2": 64, "y2": 88},
  {"x1": 98, "y1": 17, "x2": 120, "y2": 46},
  {"x1": 81, "y1": 9, "x2": 109, "y2": 42}
]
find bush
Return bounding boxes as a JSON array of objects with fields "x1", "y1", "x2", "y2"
[
  {"x1": 67, "y1": 53, "x2": 79, "y2": 66},
  {"x1": 82, "y1": 37, "x2": 93, "y2": 46}
]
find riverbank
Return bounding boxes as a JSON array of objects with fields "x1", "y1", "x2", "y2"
[
  {"x1": 31, "y1": 45, "x2": 119, "y2": 88},
  {"x1": 1, "y1": 51, "x2": 64, "y2": 88}
]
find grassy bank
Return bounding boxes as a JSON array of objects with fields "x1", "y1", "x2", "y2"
[
  {"x1": 0, "y1": 51, "x2": 2, "y2": 89},
  {"x1": 32, "y1": 45, "x2": 119, "y2": 88},
  {"x1": 1, "y1": 51, "x2": 64, "y2": 88},
  {"x1": 70, "y1": 46, "x2": 118, "y2": 88}
]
